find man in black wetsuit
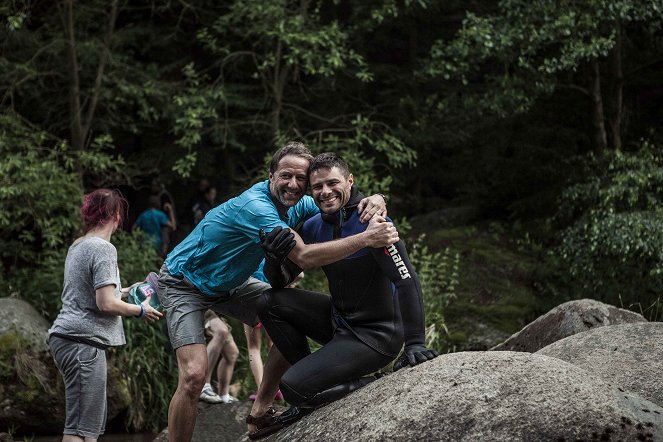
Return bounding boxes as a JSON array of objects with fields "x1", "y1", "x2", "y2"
[{"x1": 249, "y1": 152, "x2": 437, "y2": 439}]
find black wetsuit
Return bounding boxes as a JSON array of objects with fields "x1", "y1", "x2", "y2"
[{"x1": 257, "y1": 187, "x2": 426, "y2": 406}]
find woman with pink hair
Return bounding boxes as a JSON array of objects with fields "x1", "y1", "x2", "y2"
[{"x1": 48, "y1": 189, "x2": 162, "y2": 442}]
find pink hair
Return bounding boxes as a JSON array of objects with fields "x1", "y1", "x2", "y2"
[{"x1": 81, "y1": 188, "x2": 128, "y2": 232}]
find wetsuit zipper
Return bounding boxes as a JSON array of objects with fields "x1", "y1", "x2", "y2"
[{"x1": 333, "y1": 208, "x2": 345, "y2": 239}]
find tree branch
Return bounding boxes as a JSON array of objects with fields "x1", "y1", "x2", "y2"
[{"x1": 82, "y1": 0, "x2": 119, "y2": 143}]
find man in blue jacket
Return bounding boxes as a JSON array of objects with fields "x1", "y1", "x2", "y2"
[{"x1": 157, "y1": 142, "x2": 395, "y2": 442}]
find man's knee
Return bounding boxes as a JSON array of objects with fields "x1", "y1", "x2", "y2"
[
  {"x1": 279, "y1": 371, "x2": 309, "y2": 406},
  {"x1": 256, "y1": 288, "x2": 276, "y2": 318},
  {"x1": 176, "y1": 345, "x2": 208, "y2": 394}
]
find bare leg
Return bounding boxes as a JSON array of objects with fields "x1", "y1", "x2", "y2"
[
  {"x1": 244, "y1": 324, "x2": 264, "y2": 388},
  {"x1": 217, "y1": 339, "x2": 239, "y2": 395},
  {"x1": 62, "y1": 432, "x2": 97, "y2": 441},
  {"x1": 264, "y1": 329, "x2": 273, "y2": 352},
  {"x1": 247, "y1": 345, "x2": 291, "y2": 432},
  {"x1": 205, "y1": 318, "x2": 229, "y2": 385},
  {"x1": 168, "y1": 343, "x2": 208, "y2": 442}
]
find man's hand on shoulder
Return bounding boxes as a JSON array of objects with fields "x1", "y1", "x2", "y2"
[
  {"x1": 357, "y1": 194, "x2": 388, "y2": 223},
  {"x1": 392, "y1": 344, "x2": 439, "y2": 371},
  {"x1": 363, "y1": 215, "x2": 399, "y2": 248}
]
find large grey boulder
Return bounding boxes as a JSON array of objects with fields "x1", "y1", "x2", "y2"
[
  {"x1": 268, "y1": 352, "x2": 663, "y2": 441},
  {"x1": 193, "y1": 401, "x2": 255, "y2": 442},
  {"x1": 153, "y1": 401, "x2": 255, "y2": 442},
  {"x1": 491, "y1": 298, "x2": 646, "y2": 352},
  {"x1": 537, "y1": 322, "x2": 663, "y2": 408},
  {"x1": 0, "y1": 297, "x2": 131, "y2": 434},
  {"x1": 0, "y1": 298, "x2": 50, "y2": 351}
]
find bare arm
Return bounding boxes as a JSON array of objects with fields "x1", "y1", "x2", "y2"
[
  {"x1": 164, "y1": 203, "x2": 177, "y2": 230},
  {"x1": 119, "y1": 280, "x2": 142, "y2": 300},
  {"x1": 287, "y1": 215, "x2": 399, "y2": 269},
  {"x1": 96, "y1": 284, "x2": 162, "y2": 321}
]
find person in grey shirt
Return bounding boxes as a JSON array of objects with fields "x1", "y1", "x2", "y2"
[{"x1": 48, "y1": 188, "x2": 162, "y2": 442}]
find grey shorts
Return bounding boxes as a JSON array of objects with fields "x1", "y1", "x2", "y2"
[
  {"x1": 48, "y1": 336, "x2": 107, "y2": 439},
  {"x1": 158, "y1": 264, "x2": 270, "y2": 350}
]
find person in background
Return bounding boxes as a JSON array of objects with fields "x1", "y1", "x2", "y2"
[
  {"x1": 244, "y1": 322, "x2": 278, "y2": 401},
  {"x1": 200, "y1": 310, "x2": 240, "y2": 404},
  {"x1": 47, "y1": 188, "x2": 162, "y2": 442},
  {"x1": 192, "y1": 185, "x2": 218, "y2": 226},
  {"x1": 133, "y1": 195, "x2": 176, "y2": 257},
  {"x1": 150, "y1": 177, "x2": 178, "y2": 252}
]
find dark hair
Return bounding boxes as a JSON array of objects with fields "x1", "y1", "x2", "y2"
[
  {"x1": 309, "y1": 152, "x2": 350, "y2": 178},
  {"x1": 148, "y1": 195, "x2": 161, "y2": 209},
  {"x1": 269, "y1": 141, "x2": 314, "y2": 174},
  {"x1": 81, "y1": 188, "x2": 128, "y2": 232}
]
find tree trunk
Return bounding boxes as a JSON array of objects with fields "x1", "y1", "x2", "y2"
[
  {"x1": 271, "y1": 38, "x2": 285, "y2": 141},
  {"x1": 589, "y1": 59, "x2": 608, "y2": 154},
  {"x1": 59, "y1": 0, "x2": 118, "y2": 176},
  {"x1": 608, "y1": 24, "x2": 623, "y2": 151},
  {"x1": 60, "y1": 0, "x2": 84, "y2": 152}
]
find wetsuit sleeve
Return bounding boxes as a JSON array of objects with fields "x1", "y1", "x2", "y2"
[
  {"x1": 263, "y1": 257, "x2": 303, "y2": 289},
  {"x1": 260, "y1": 227, "x2": 303, "y2": 289},
  {"x1": 370, "y1": 240, "x2": 425, "y2": 347}
]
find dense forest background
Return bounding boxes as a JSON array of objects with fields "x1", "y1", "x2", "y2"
[{"x1": 2, "y1": 0, "x2": 663, "y2": 434}]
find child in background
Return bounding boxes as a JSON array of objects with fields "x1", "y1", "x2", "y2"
[{"x1": 200, "y1": 310, "x2": 240, "y2": 404}]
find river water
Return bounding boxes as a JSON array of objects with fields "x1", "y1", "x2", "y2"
[{"x1": 31, "y1": 433, "x2": 156, "y2": 441}]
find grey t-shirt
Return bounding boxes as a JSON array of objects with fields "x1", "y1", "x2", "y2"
[{"x1": 48, "y1": 236, "x2": 126, "y2": 347}]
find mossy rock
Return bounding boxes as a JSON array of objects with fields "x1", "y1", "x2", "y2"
[
  {"x1": 0, "y1": 297, "x2": 131, "y2": 435},
  {"x1": 415, "y1": 222, "x2": 564, "y2": 351},
  {"x1": 0, "y1": 331, "x2": 65, "y2": 433},
  {"x1": 0, "y1": 298, "x2": 50, "y2": 351}
]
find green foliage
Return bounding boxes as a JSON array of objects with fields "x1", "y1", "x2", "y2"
[
  {"x1": 113, "y1": 229, "x2": 163, "y2": 286},
  {"x1": 170, "y1": 63, "x2": 225, "y2": 178},
  {"x1": 405, "y1": 232, "x2": 460, "y2": 351},
  {"x1": 0, "y1": 112, "x2": 136, "y2": 317},
  {"x1": 0, "y1": 113, "x2": 81, "y2": 318},
  {"x1": 203, "y1": 0, "x2": 370, "y2": 81},
  {"x1": 311, "y1": 116, "x2": 417, "y2": 195},
  {"x1": 0, "y1": 332, "x2": 29, "y2": 379},
  {"x1": 116, "y1": 318, "x2": 176, "y2": 432},
  {"x1": 112, "y1": 229, "x2": 175, "y2": 431},
  {"x1": 554, "y1": 141, "x2": 663, "y2": 317},
  {"x1": 422, "y1": 0, "x2": 663, "y2": 117}
]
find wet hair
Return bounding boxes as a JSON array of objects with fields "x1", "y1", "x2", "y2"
[
  {"x1": 81, "y1": 188, "x2": 128, "y2": 232},
  {"x1": 269, "y1": 141, "x2": 314, "y2": 174},
  {"x1": 309, "y1": 152, "x2": 351, "y2": 178}
]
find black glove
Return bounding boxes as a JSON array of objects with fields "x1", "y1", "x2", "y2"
[
  {"x1": 392, "y1": 344, "x2": 439, "y2": 371},
  {"x1": 259, "y1": 226, "x2": 296, "y2": 264}
]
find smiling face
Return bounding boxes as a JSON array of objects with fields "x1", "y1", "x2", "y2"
[
  {"x1": 309, "y1": 166, "x2": 353, "y2": 214},
  {"x1": 269, "y1": 154, "x2": 310, "y2": 210}
]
